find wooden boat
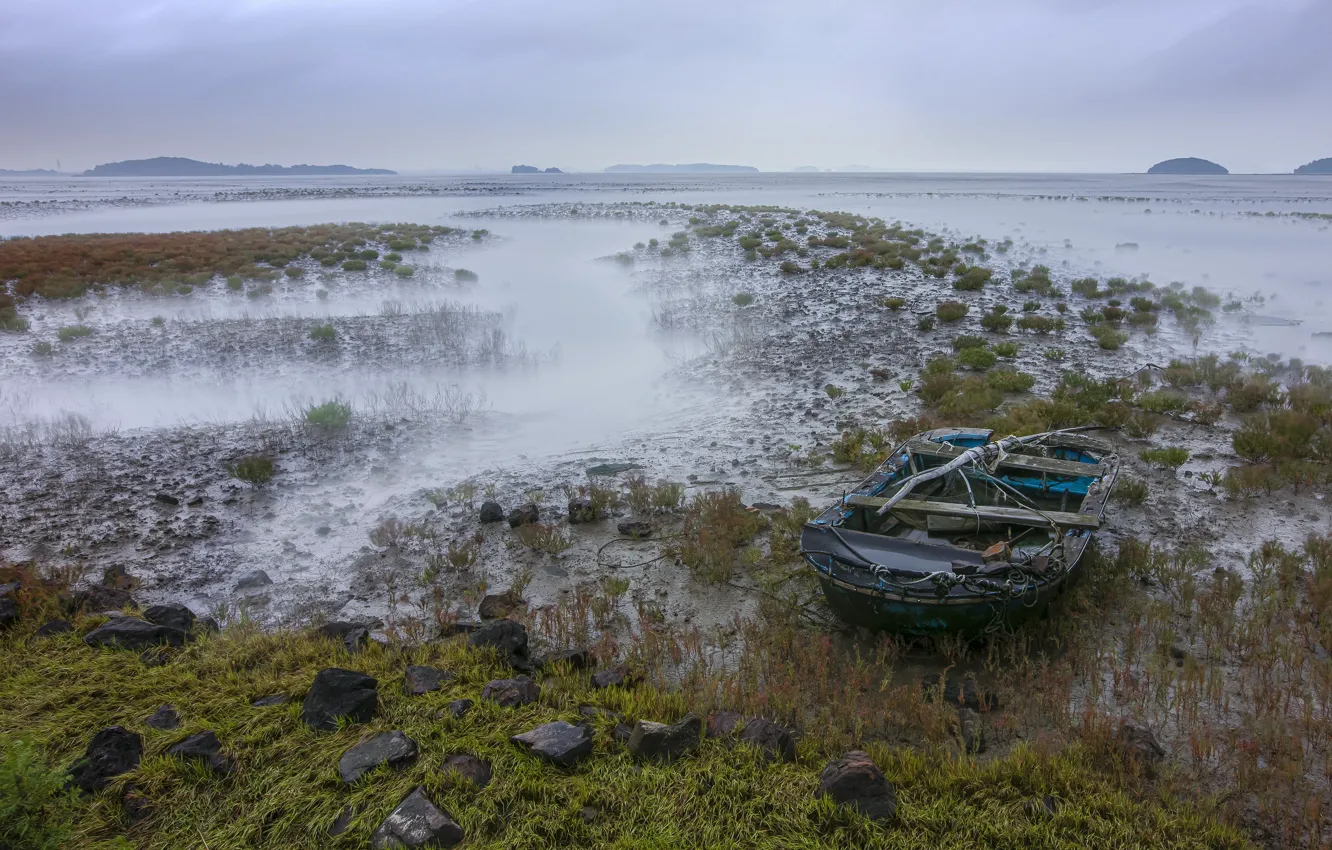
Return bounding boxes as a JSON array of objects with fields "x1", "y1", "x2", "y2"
[{"x1": 800, "y1": 427, "x2": 1119, "y2": 637}]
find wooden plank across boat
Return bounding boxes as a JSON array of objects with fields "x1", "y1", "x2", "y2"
[{"x1": 800, "y1": 427, "x2": 1120, "y2": 637}]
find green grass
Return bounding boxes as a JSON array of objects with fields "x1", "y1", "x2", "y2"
[
  {"x1": 57, "y1": 325, "x2": 94, "y2": 342},
  {"x1": 304, "y1": 400, "x2": 352, "y2": 429},
  {"x1": 308, "y1": 325, "x2": 336, "y2": 342}
]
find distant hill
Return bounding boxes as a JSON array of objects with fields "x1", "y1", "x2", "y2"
[
  {"x1": 0, "y1": 168, "x2": 59, "y2": 176},
  {"x1": 511, "y1": 165, "x2": 563, "y2": 174},
  {"x1": 604, "y1": 163, "x2": 759, "y2": 174},
  {"x1": 1294, "y1": 158, "x2": 1332, "y2": 175},
  {"x1": 791, "y1": 166, "x2": 822, "y2": 173},
  {"x1": 1146, "y1": 157, "x2": 1228, "y2": 175},
  {"x1": 82, "y1": 157, "x2": 395, "y2": 177}
]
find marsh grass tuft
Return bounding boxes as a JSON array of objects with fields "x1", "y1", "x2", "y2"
[
  {"x1": 227, "y1": 455, "x2": 276, "y2": 487},
  {"x1": 303, "y1": 400, "x2": 352, "y2": 429}
]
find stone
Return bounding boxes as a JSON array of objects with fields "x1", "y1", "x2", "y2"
[
  {"x1": 1168, "y1": 643, "x2": 1189, "y2": 665},
  {"x1": 1116, "y1": 720, "x2": 1165, "y2": 768},
  {"x1": 441, "y1": 753, "x2": 492, "y2": 788},
  {"x1": 234, "y1": 570, "x2": 273, "y2": 592},
  {"x1": 627, "y1": 714, "x2": 702, "y2": 763},
  {"x1": 102, "y1": 564, "x2": 139, "y2": 590},
  {"x1": 580, "y1": 806, "x2": 598, "y2": 824},
  {"x1": 143, "y1": 603, "x2": 196, "y2": 633},
  {"x1": 613, "y1": 722, "x2": 634, "y2": 743},
  {"x1": 328, "y1": 805, "x2": 358, "y2": 837},
  {"x1": 317, "y1": 621, "x2": 371, "y2": 653},
  {"x1": 567, "y1": 497, "x2": 597, "y2": 524},
  {"x1": 252, "y1": 694, "x2": 289, "y2": 707},
  {"x1": 198, "y1": 616, "x2": 220, "y2": 634},
  {"x1": 437, "y1": 620, "x2": 480, "y2": 637},
  {"x1": 511, "y1": 721, "x2": 595, "y2": 767},
  {"x1": 0, "y1": 581, "x2": 19, "y2": 599},
  {"x1": 479, "y1": 500, "x2": 505, "y2": 523},
  {"x1": 70, "y1": 585, "x2": 137, "y2": 613},
  {"x1": 155, "y1": 493, "x2": 180, "y2": 506},
  {"x1": 956, "y1": 707, "x2": 984, "y2": 754},
  {"x1": 302, "y1": 668, "x2": 378, "y2": 731},
  {"x1": 371, "y1": 787, "x2": 463, "y2": 849},
  {"x1": 167, "y1": 731, "x2": 233, "y2": 774},
  {"x1": 577, "y1": 704, "x2": 622, "y2": 723},
  {"x1": 478, "y1": 590, "x2": 523, "y2": 620},
  {"x1": 68, "y1": 726, "x2": 143, "y2": 793},
  {"x1": 481, "y1": 676, "x2": 539, "y2": 708},
  {"x1": 35, "y1": 619, "x2": 74, "y2": 637},
  {"x1": 921, "y1": 673, "x2": 999, "y2": 712},
  {"x1": 469, "y1": 618, "x2": 531, "y2": 669},
  {"x1": 507, "y1": 502, "x2": 539, "y2": 528},
  {"x1": 616, "y1": 520, "x2": 653, "y2": 539},
  {"x1": 404, "y1": 665, "x2": 455, "y2": 696},
  {"x1": 0, "y1": 597, "x2": 16, "y2": 630},
  {"x1": 339, "y1": 731, "x2": 419, "y2": 783},
  {"x1": 737, "y1": 718, "x2": 796, "y2": 762},
  {"x1": 817, "y1": 750, "x2": 897, "y2": 822},
  {"x1": 591, "y1": 664, "x2": 637, "y2": 689},
  {"x1": 84, "y1": 618, "x2": 186, "y2": 650},
  {"x1": 145, "y1": 705, "x2": 181, "y2": 731},
  {"x1": 446, "y1": 699, "x2": 473, "y2": 719},
  {"x1": 706, "y1": 710, "x2": 743, "y2": 739},
  {"x1": 541, "y1": 648, "x2": 591, "y2": 670}
]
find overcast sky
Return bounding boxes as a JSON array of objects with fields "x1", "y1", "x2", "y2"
[{"x1": 2, "y1": 0, "x2": 1329, "y2": 173}]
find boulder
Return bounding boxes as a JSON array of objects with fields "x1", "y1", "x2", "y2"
[
  {"x1": 507, "y1": 503, "x2": 539, "y2": 528},
  {"x1": 541, "y1": 648, "x2": 591, "y2": 670},
  {"x1": 302, "y1": 668, "x2": 378, "y2": 731},
  {"x1": 339, "y1": 731, "x2": 419, "y2": 783},
  {"x1": 70, "y1": 585, "x2": 137, "y2": 613},
  {"x1": 437, "y1": 619, "x2": 480, "y2": 637},
  {"x1": 478, "y1": 590, "x2": 523, "y2": 620},
  {"x1": 446, "y1": 699, "x2": 473, "y2": 719},
  {"x1": 145, "y1": 705, "x2": 181, "y2": 731},
  {"x1": 144, "y1": 603, "x2": 196, "y2": 633},
  {"x1": 84, "y1": 618, "x2": 186, "y2": 650},
  {"x1": 817, "y1": 750, "x2": 897, "y2": 822},
  {"x1": 479, "y1": 501, "x2": 505, "y2": 523},
  {"x1": 511, "y1": 721, "x2": 595, "y2": 767},
  {"x1": 252, "y1": 694, "x2": 289, "y2": 707},
  {"x1": 234, "y1": 570, "x2": 273, "y2": 592},
  {"x1": 441, "y1": 753, "x2": 492, "y2": 788},
  {"x1": 921, "y1": 673, "x2": 999, "y2": 712},
  {"x1": 1116, "y1": 720, "x2": 1165, "y2": 769},
  {"x1": 706, "y1": 710, "x2": 743, "y2": 739},
  {"x1": 404, "y1": 665, "x2": 455, "y2": 696},
  {"x1": 167, "y1": 731, "x2": 233, "y2": 774},
  {"x1": 67, "y1": 726, "x2": 143, "y2": 793},
  {"x1": 469, "y1": 618, "x2": 531, "y2": 669},
  {"x1": 737, "y1": 718, "x2": 796, "y2": 762},
  {"x1": 317, "y1": 621, "x2": 371, "y2": 653},
  {"x1": 627, "y1": 714, "x2": 702, "y2": 763},
  {"x1": 371, "y1": 787, "x2": 463, "y2": 849},
  {"x1": 481, "y1": 676, "x2": 540, "y2": 708},
  {"x1": 35, "y1": 619, "x2": 74, "y2": 637},
  {"x1": 616, "y1": 520, "x2": 653, "y2": 539},
  {"x1": 0, "y1": 597, "x2": 16, "y2": 631},
  {"x1": 155, "y1": 493, "x2": 180, "y2": 506},
  {"x1": 567, "y1": 497, "x2": 597, "y2": 524},
  {"x1": 591, "y1": 664, "x2": 637, "y2": 689},
  {"x1": 102, "y1": 564, "x2": 139, "y2": 590},
  {"x1": 613, "y1": 722, "x2": 634, "y2": 743}
]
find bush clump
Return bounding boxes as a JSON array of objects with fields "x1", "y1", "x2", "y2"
[
  {"x1": 987, "y1": 369, "x2": 1035, "y2": 393},
  {"x1": 733, "y1": 293, "x2": 755, "y2": 307},
  {"x1": 878, "y1": 296, "x2": 906, "y2": 310},
  {"x1": 227, "y1": 455, "x2": 276, "y2": 487},
  {"x1": 0, "y1": 737, "x2": 77, "y2": 850},
  {"x1": 454, "y1": 269, "x2": 479, "y2": 283},
  {"x1": 341, "y1": 259, "x2": 367, "y2": 272},
  {"x1": 1139, "y1": 447, "x2": 1190, "y2": 471},
  {"x1": 394, "y1": 265, "x2": 415, "y2": 277},
  {"x1": 1017, "y1": 315, "x2": 1065, "y2": 334},
  {"x1": 56, "y1": 324, "x2": 93, "y2": 342},
  {"x1": 956, "y1": 347, "x2": 997, "y2": 371},
  {"x1": 308, "y1": 324, "x2": 336, "y2": 342},
  {"x1": 304, "y1": 400, "x2": 352, "y2": 429},
  {"x1": 1090, "y1": 325, "x2": 1129, "y2": 350},
  {"x1": 936, "y1": 301, "x2": 969, "y2": 322}
]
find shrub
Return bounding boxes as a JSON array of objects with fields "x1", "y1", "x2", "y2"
[
  {"x1": 952, "y1": 266, "x2": 992, "y2": 291},
  {"x1": 228, "y1": 455, "x2": 275, "y2": 487},
  {"x1": 31, "y1": 341, "x2": 53, "y2": 356},
  {"x1": 316, "y1": 289, "x2": 329, "y2": 300},
  {"x1": 380, "y1": 260, "x2": 398, "y2": 271},
  {"x1": 1226, "y1": 376, "x2": 1281, "y2": 412},
  {"x1": 358, "y1": 249, "x2": 379, "y2": 261},
  {"x1": 320, "y1": 256, "x2": 339, "y2": 267},
  {"x1": 980, "y1": 311, "x2": 1013, "y2": 333},
  {"x1": 1139, "y1": 447, "x2": 1190, "y2": 471},
  {"x1": 1131, "y1": 296, "x2": 1157, "y2": 313},
  {"x1": 385, "y1": 252, "x2": 403, "y2": 263},
  {"x1": 986, "y1": 369, "x2": 1035, "y2": 393},
  {"x1": 993, "y1": 341, "x2": 1020, "y2": 358},
  {"x1": 779, "y1": 260, "x2": 803, "y2": 274},
  {"x1": 394, "y1": 265, "x2": 415, "y2": 277},
  {"x1": 824, "y1": 385, "x2": 845, "y2": 399},
  {"x1": 309, "y1": 324, "x2": 336, "y2": 342},
  {"x1": 668, "y1": 488, "x2": 765, "y2": 582},
  {"x1": 1071, "y1": 278, "x2": 1102, "y2": 298},
  {"x1": 1090, "y1": 325, "x2": 1128, "y2": 350},
  {"x1": 1223, "y1": 464, "x2": 1281, "y2": 499},
  {"x1": 1136, "y1": 391, "x2": 1189, "y2": 414},
  {"x1": 0, "y1": 737, "x2": 77, "y2": 850},
  {"x1": 1232, "y1": 410, "x2": 1322, "y2": 463},
  {"x1": 513, "y1": 522, "x2": 572, "y2": 555},
  {"x1": 226, "y1": 276, "x2": 244, "y2": 290},
  {"x1": 341, "y1": 259, "x2": 367, "y2": 271},
  {"x1": 285, "y1": 267, "x2": 304, "y2": 278},
  {"x1": 951, "y1": 335, "x2": 988, "y2": 351},
  {"x1": 1022, "y1": 301, "x2": 1041, "y2": 313},
  {"x1": 150, "y1": 315, "x2": 166, "y2": 327},
  {"x1": 56, "y1": 324, "x2": 93, "y2": 342},
  {"x1": 879, "y1": 297, "x2": 906, "y2": 310},
  {"x1": 1116, "y1": 476, "x2": 1149, "y2": 505},
  {"x1": 1043, "y1": 347, "x2": 1066, "y2": 362},
  {"x1": 733, "y1": 293, "x2": 755, "y2": 307},
  {"x1": 936, "y1": 301, "x2": 969, "y2": 322},
  {"x1": 454, "y1": 269, "x2": 479, "y2": 283},
  {"x1": 917, "y1": 316, "x2": 936, "y2": 332},
  {"x1": 304, "y1": 400, "x2": 352, "y2": 429},
  {"x1": 1017, "y1": 315, "x2": 1064, "y2": 334},
  {"x1": 956, "y1": 347, "x2": 997, "y2": 371}
]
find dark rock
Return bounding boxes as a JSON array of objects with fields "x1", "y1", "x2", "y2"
[
  {"x1": 580, "y1": 806, "x2": 598, "y2": 823},
  {"x1": 706, "y1": 710, "x2": 743, "y2": 739},
  {"x1": 252, "y1": 694, "x2": 289, "y2": 707},
  {"x1": 817, "y1": 750, "x2": 897, "y2": 822},
  {"x1": 956, "y1": 707, "x2": 984, "y2": 754},
  {"x1": 167, "y1": 731, "x2": 233, "y2": 774},
  {"x1": 0, "y1": 597, "x2": 16, "y2": 630},
  {"x1": 0, "y1": 581, "x2": 19, "y2": 599},
  {"x1": 302, "y1": 668, "x2": 378, "y2": 731},
  {"x1": 627, "y1": 714, "x2": 702, "y2": 763},
  {"x1": 84, "y1": 618, "x2": 186, "y2": 650},
  {"x1": 441, "y1": 753, "x2": 492, "y2": 788},
  {"x1": 478, "y1": 590, "x2": 523, "y2": 620},
  {"x1": 586, "y1": 462, "x2": 642, "y2": 476},
  {"x1": 613, "y1": 722, "x2": 634, "y2": 743},
  {"x1": 317, "y1": 621, "x2": 371, "y2": 653},
  {"x1": 371, "y1": 787, "x2": 463, "y2": 849},
  {"x1": 144, "y1": 603, "x2": 196, "y2": 633},
  {"x1": 469, "y1": 618, "x2": 530, "y2": 669},
  {"x1": 1116, "y1": 720, "x2": 1165, "y2": 768},
  {"x1": 511, "y1": 721, "x2": 595, "y2": 767},
  {"x1": 328, "y1": 805, "x2": 358, "y2": 837},
  {"x1": 541, "y1": 648, "x2": 591, "y2": 670},
  {"x1": 737, "y1": 718, "x2": 796, "y2": 762},
  {"x1": 404, "y1": 665, "x2": 455, "y2": 696},
  {"x1": 187, "y1": 495, "x2": 204, "y2": 507},
  {"x1": 591, "y1": 664, "x2": 637, "y2": 689},
  {"x1": 234, "y1": 570, "x2": 273, "y2": 592},
  {"x1": 1168, "y1": 643, "x2": 1189, "y2": 665},
  {"x1": 921, "y1": 673, "x2": 999, "y2": 712},
  {"x1": 315, "y1": 524, "x2": 332, "y2": 536},
  {"x1": 154, "y1": 493, "x2": 180, "y2": 506},
  {"x1": 567, "y1": 497, "x2": 597, "y2": 524},
  {"x1": 67, "y1": 726, "x2": 143, "y2": 793},
  {"x1": 35, "y1": 619, "x2": 74, "y2": 637},
  {"x1": 145, "y1": 705, "x2": 181, "y2": 731},
  {"x1": 339, "y1": 731, "x2": 419, "y2": 783},
  {"x1": 70, "y1": 585, "x2": 137, "y2": 613},
  {"x1": 616, "y1": 520, "x2": 653, "y2": 538},
  {"x1": 479, "y1": 501, "x2": 505, "y2": 523},
  {"x1": 578, "y1": 704, "x2": 623, "y2": 723},
  {"x1": 481, "y1": 676, "x2": 539, "y2": 708},
  {"x1": 102, "y1": 564, "x2": 139, "y2": 590},
  {"x1": 198, "y1": 616, "x2": 220, "y2": 634},
  {"x1": 507, "y1": 502, "x2": 539, "y2": 528},
  {"x1": 122, "y1": 786, "x2": 150, "y2": 824},
  {"x1": 446, "y1": 699, "x2": 473, "y2": 718}
]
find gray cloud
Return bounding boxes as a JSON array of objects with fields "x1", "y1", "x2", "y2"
[{"x1": 1, "y1": 0, "x2": 1326, "y2": 172}]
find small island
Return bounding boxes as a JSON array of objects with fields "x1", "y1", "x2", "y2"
[
  {"x1": 511, "y1": 165, "x2": 563, "y2": 174},
  {"x1": 1294, "y1": 158, "x2": 1332, "y2": 175},
  {"x1": 0, "y1": 168, "x2": 60, "y2": 176},
  {"x1": 604, "y1": 163, "x2": 759, "y2": 174},
  {"x1": 1146, "y1": 157, "x2": 1228, "y2": 175},
  {"x1": 82, "y1": 157, "x2": 395, "y2": 177}
]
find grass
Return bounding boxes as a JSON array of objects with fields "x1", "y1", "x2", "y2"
[
  {"x1": 1139, "y1": 447, "x2": 1190, "y2": 471},
  {"x1": 1116, "y1": 476, "x2": 1149, "y2": 505},
  {"x1": 732, "y1": 293, "x2": 755, "y2": 307},
  {"x1": 341, "y1": 260, "x2": 367, "y2": 272},
  {"x1": 511, "y1": 522, "x2": 571, "y2": 555},
  {"x1": 227, "y1": 455, "x2": 275, "y2": 487},
  {"x1": 935, "y1": 302, "x2": 969, "y2": 322},
  {"x1": 878, "y1": 297, "x2": 906, "y2": 310},
  {"x1": 667, "y1": 488, "x2": 765, "y2": 583},
  {"x1": 304, "y1": 400, "x2": 352, "y2": 430},
  {"x1": 31, "y1": 341, "x2": 53, "y2": 357},
  {"x1": 454, "y1": 269, "x2": 479, "y2": 283},
  {"x1": 308, "y1": 325, "x2": 336, "y2": 342},
  {"x1": 57, "y1": 325, "x2": 93, "y2": 342}
]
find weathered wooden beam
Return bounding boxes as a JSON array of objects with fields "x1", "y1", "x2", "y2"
[
  {"x1": 845, "y1": 495, "x2": 1101, "y2": 530},
  {"x1": 903, "y1": 438, "x2": 1105, "y2": 480}
]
